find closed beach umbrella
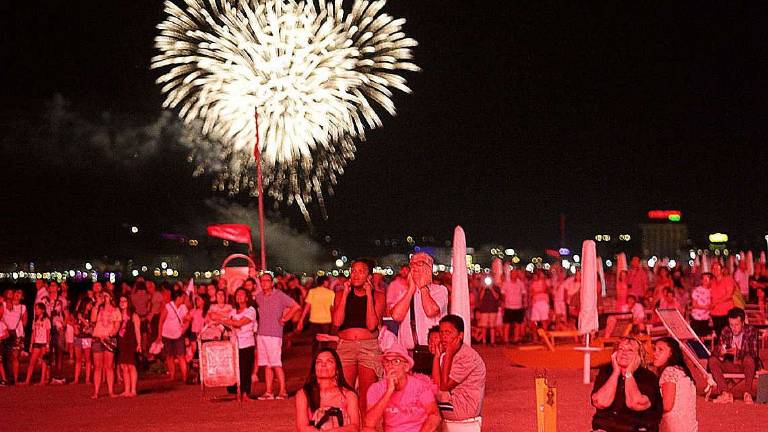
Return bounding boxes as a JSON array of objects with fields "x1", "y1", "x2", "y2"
[{"x1": 451, "y1": 226, "x2": 472, "y2": 345}]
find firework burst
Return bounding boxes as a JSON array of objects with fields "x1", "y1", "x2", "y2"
[{"x1": 152, "y1": 0, "x2": 419, "y2": 218}]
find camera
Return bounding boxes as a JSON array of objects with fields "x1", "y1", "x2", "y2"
[{"x1": 313, "y1": 407, "x2": 344, "y2": 429}]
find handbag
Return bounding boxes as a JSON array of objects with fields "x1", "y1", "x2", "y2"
[
  {"x1": 149, "y1": 340, "x2": 164, "y2": 355},
  {"x1": 98, "y1": 337, "x2": 117, "y2": 352}
]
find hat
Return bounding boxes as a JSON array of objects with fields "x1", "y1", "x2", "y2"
[
  {"x1": 380, "y1": 341, "x2": 414, "y2": 370},
  {"x1": 410, "y1": 252, "x2": 433, "y2": 267}
]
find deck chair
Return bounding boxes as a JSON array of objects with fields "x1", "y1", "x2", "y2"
[
  {"x1": 536, "y1": 329, "x2": 580, "y2": 351},
  {"x1": 655, "y1": 308, "x2": 717, "y2": 393},
  {"x1": 601, "y1": 313, "x2": 633, "y2": 346}
]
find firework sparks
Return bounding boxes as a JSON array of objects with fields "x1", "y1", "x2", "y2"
[{"x1": 152, "y1": 0, "x2": 419, "y2": 217}]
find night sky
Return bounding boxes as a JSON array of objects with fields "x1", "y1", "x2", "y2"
[{"x1": 2, "y1": 1, "x2": 768, "y2": 265}]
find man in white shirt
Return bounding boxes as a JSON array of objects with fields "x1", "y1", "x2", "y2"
[
  {"x1": 389, "y1": 253, "x2": 448, "y2": 374},
  {"x1": 501, "y1": 270, "x2": 526, "y2": 344},
  {"x1": 155, "y1": 290, "x2": 191, "y2": 382}
]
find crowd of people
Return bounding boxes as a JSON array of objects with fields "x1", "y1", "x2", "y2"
[
  {"x1": 1, "y1": 251, "x2": 767, "y2": 431},
  {"x1": 0, "y1": 252, "x2": 488, "y2": 431}
]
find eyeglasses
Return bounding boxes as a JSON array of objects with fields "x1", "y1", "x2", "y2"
[{"x1": 382, "y1": 358, "x2": 406, "y2": 366}]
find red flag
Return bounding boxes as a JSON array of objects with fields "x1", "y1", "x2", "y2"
[{"x1": 206, "y1": 224, "x2": 253, "y2": 245}]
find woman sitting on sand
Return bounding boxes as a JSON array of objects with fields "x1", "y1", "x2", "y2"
[{"x1": 295, "y1": 348, "x2": 360, "y2": 431}]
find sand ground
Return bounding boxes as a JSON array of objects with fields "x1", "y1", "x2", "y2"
[{"x1": 2, "y1": 341, "x2": 768, "y2": 431}]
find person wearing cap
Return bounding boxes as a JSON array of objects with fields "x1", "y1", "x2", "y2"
[
  {"x1": 389, "y1": 252, "x2": 449, "y2": 375},
  {"x1": 365, "y1": 342, "x2": 441, "y2": 432}
]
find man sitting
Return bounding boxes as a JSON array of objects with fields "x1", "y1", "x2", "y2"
[
  {"x1": 591, "y1": 337, "x2": 662, "y2": 432},
  {"x1": 365, "y1": 343, "x2": 441, "y2": 432},
  {"x1": 431, "y1": 315, "x2": 486, "y2": 432},
  {"x1": 709, "y1": 307, "x2": 761, "y2": 404}
]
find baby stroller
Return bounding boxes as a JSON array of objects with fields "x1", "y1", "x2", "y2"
[{"x1": 197, "y1": 322, "x2": 240, "y2": 402}]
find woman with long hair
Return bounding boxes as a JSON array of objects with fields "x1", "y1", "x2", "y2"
[
  {"x1": 91, "y1": 291, "x2": 121, "y2": 399},
  {"x1": 652, "y1": 337, "x2": 697, "y2": 432},
  {"x1": 23, "y1": 303, "x2": 50, "y2": 385},
  {"x1": 72, "y1": 298, "x2": 94, "y2": 385},
  {"x1": 295, "y1": 348, "x2": 360, "y2": 431},
  {"x1": 117, "y1": 296, "x2": 141, "y2": 397},
  {"x1": 216, "y1": 287, "x2": 257, "y2": 400},
  {"x1": 2, "y1": 289, "x2": 28, "y2": 384}
]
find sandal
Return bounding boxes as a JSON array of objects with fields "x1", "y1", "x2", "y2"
[
  {"x1": 275, "y1": 393, "x2": 288, "y2": 400},
  {"x1": 257, "y1": 393, "x2": 275, "y2": 400}
]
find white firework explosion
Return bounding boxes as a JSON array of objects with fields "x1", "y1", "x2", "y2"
[{"x1": 152, "y1": 0, "x2": 419, "y2": 219}]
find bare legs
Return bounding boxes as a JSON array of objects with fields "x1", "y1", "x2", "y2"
[
  {"x1": 92, "y1": 351, "x2": 116, "y2": 399},
  {"x1": 23, "y1": 347, "x2": 46, "y2": 385},
  {"x1": 73, "y1": 347, "x2": 92, "y2": 384},
  {"x1": 262, "y1": 366, "x2": 287, "y2": 396},
  {"x1": 165, "y1": 355, "x2": 188, "y2": 382},
  {"x1": 10, "y1": 349, "x2": 20, "y2": 383},
  {"x1": 119, "y1": 363, "x2": 138, "y2": 396}
]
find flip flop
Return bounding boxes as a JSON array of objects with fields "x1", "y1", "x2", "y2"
[
  {"x1": 275, "y1": 393, "x2": 288, "y2": 400},
  {"x1": 257, "y1": 393, "x2": 275, "y2": 400}
]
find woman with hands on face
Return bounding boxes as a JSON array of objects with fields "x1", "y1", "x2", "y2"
[
  {"x1": 332, "y1": 259, "x2": 386, "y2": 415},
  {"x1": 591, "y1": 337, "x2": 663, "y2": 432}
]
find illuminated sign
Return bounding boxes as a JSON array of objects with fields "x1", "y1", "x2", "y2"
[
  {"x1": 647, "y1": 210, "x2": 682, "y2": 222},
  {"x1": 558, "y1": 248, "x2": 571, "y2": 256},
  {"x1": 708, "y1": 233, "x2": 728, "y2": 243}
]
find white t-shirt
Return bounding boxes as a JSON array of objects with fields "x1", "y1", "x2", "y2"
[
  {"x1": 388, "y1": 283, "x2": 449, "y2": 349},
  {"x1": 2, "y1": 304, "x2": 27, "y2": 337},
  {"x1": 162, "y1": 302, "x2": 188, "y2": 339},
  {"x1": 230, "y1": 306, "x2": 257, "y2": 349},
  {"x1": 32, "y1": 318, "x2": 51, "y2": 345},
  {"x1": 501, "y1": 279, "x2": 525, "y2": 309},
  {"x1": 690, "y1": 286, "x2": 711, "y2": 321}
]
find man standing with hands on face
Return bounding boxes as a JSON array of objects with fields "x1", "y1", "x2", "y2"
[
  {"x1": 390, "y1": 252, "x2": 449, "y2": 375},
  {"x1": 431, "y1": 315, "x2": 486, "y2": 432},
  {"x1": 591, "y1": 337, "x2": 662, "y2": 432}
]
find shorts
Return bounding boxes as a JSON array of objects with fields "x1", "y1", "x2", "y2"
[
  {"x1": 92, "y1": 337, "x2": 116, "y2": 354},
  {"x1": 4, "y1": 333, "x2": 24, "y2": 352},
  {"x1": 257, "y1": 335, "x2": 283, "y2": 367},
  {"x1": 162, "y1": 337, "x2": 186, "y2": 357},
  {"x1": 74, "y1": 337, "x2": 93, "y2": 349},
  {"x1": 336, "y1": 338, "x2": 382, "y2": 376},
  {"x1": 32, "y1": 342, "x2": 49, "y2": 350},
  {"x1": 529, "y1": 301, "x2": 550, "y2": 322},
  {"x1": 476, "y1": 312, "x2": 498, "y2": 328},
  {"x1": 503, "y1": 308, "x2": 525, "y2": 324}
]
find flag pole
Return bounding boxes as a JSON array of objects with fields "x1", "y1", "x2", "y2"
[{"x1": 254, "y1": 108, "x2": 266, "y2": 271}]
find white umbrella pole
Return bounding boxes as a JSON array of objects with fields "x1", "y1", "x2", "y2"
[{"x1": 583, "y1": 333, "x2": 591, "y2": 384}]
